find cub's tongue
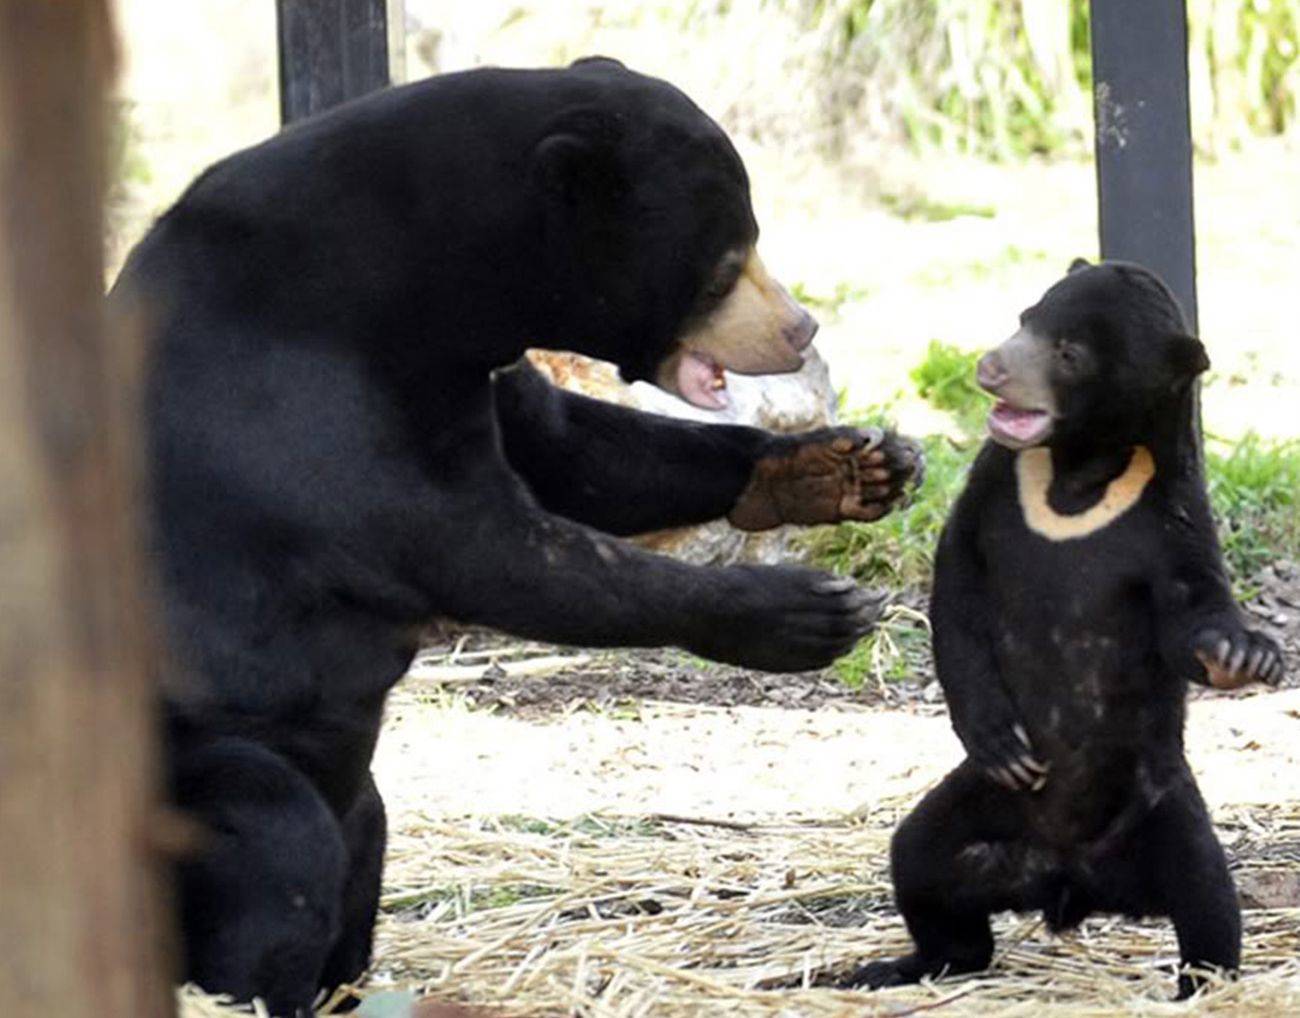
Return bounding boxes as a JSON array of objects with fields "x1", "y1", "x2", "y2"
[
  {"x1": 988, "y1": 401, "x2": 1051, "y2": 445},
  {"x1": 676, "y1": 350, "x2": 729, "y2": 410}
]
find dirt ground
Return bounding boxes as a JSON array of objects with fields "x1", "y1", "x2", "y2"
[
  {"x1": 377, "y1": 557, "x2": 1300, "y2": 829},
  {"x1": 377, "y1": 648, "x2": 1300, "y2": 830}
]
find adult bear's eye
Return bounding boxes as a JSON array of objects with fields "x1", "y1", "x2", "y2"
[
  {"x1": 703, "y1": 253, "x2": 745, "y2": 301},
  {"x1": 1056, "y1": 339, "x2": 1080, "y2": 365}
]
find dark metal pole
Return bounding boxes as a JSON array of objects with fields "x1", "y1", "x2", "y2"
[
  {"x1": 276, "y1": 0, "x2": 389, "y2": 125},
  {"x1": 1089, "y1": 0, "x2": 1198, "y2": 332}
]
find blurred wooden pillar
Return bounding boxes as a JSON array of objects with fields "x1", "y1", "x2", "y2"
[
  {"x1": 277, "y1": 0, "x2": 390, "y2": 124},
  {"x1": 0, "y1": 2, "x2": 175, "y2": 1015}
]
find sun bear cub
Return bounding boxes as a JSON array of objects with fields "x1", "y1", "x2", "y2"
[{"x1": 852, "y1": 260, "x2": 1285, "y2": 998}]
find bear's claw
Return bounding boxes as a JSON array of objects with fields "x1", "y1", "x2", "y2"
[{"x1": 1194, "y1": 625, "x2": 1285, "y2": 689}]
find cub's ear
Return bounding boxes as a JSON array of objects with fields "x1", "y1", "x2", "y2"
[
  {"x1": 1163, "y1": 332, "x2": 1210, "y2": 388},
  {"x1": 532, "y1": 108, "x2": 627, "y2": 204},
  {"x1": 1067, "y1": 257, "x2": 1092, "y2": 274}
]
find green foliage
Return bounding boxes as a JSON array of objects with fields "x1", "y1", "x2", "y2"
[
  {"x1": 789, "y1": 279, "x2": 871, "y2": 316},
  {"x1": 832, "y1": 604, "x2": 931, "y2": 688},
  {"x1": 816, "y1": 0, "x2": 1093, "y2": 159},
  {"x1": 908, "y1": 340, "x2": 989, "y2": 435},
  {"x1": 1205, "y1": 433, "x2": 1300, "y2": 589},
  {"x1": 776, "y1": 0, "x2": 1300, "y2": 158},
  {"x1": 1217, "y1": 0, "x2": 1300, "y2": 136},
  {"x1": 879, "y1": 191, "x2": 995, "y2": 222},
  {"x1": 108, "y1": 99, "x2": 151, "y2": 196},
  {"x1": 913, "y1": 244, "x2": 1051, "y2": 289},
  {"x1": 383, "y1": 880, "x2": 564, "y2": 914},
  {"x1": 803, "y1": 427, "x2": 972, "y2": 591}
]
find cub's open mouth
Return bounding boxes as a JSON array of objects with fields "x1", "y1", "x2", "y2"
[{"x1": 987, "y1": 400, "x2": 1054, "y2": 448}]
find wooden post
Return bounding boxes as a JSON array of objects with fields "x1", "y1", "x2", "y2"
[
  {"x1": 1089, "y1": 0, "x2": 1199, "y2": 332},
  {"x1": 277, "y1": 0, "x2": 390, "y2": 124},
  {"x1": 0, "y1": 2, "x2": 176, "y2": 1015},
  {"x1": 1090, "y1": 0, "x2": 1202, "y2": 455}
]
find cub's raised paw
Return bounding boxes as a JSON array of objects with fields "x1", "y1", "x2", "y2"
[
  {"x1": 1194, "y1": 626, "x2": 1285, "y2": 689},
  {"x1": 728, "y1": 427, "x2": 924, "y2": 531}
]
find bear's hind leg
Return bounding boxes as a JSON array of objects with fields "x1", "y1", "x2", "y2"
[
  {"x1": 1140, "y1": 785, "x2": 1241, "y2": 999},
  {"x1": 844, "y1": 764, "x2": 1030, "y2": 989},
  {"x1": 320, "y1": 772, "x2": 387, "y2": 1000},
  {"x1": 173, "y1": 737, "x2": 346, "y2": 1018}
]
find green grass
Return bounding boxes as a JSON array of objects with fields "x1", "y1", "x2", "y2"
[
  {"x1": 879, "y1": 192, "x2": 995, "y2": 222},
  {"x1": 908, "y1": 340, "x2": 990, "y2": 435},
  {"x1": 1205, "y1": 433, "x2": 1300, "y2": 591},
  {"x1": 914, "y1": 244, "x2": 1052, "y2": 289},
  {"x1": 383, "y1": 881, "x2": 564, "y2": 915},
  {"x1": 832, "y1": 604, "x2": 932, "y2": 690},
  {"x1": 803, "y1": 431, "x2": 973, "y2": 591},
  {"x1": 805, "y1": 342, "x2": 984, "y2": 595},
  {"x1": 789, "y1": 279, "x2": 871, "y2": 317}
]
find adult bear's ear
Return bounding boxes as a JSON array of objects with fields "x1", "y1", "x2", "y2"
[
  {"x1": 532, "y1": 108, "x2": 627, "y2": 206},
  {"x1": 1068, "y1": 257, "x2": 1092, "y2": 274},
  {"x1": 569, "y1": 55, "x2": 626, "y2": 72},
  {"x1": 1162, "y1": 332, "x2": 1210, "y2": 389}
]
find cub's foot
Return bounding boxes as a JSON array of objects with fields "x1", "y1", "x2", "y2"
[
  {"x1": 728, "y1": 427, "x2": 924, "y2": 531},
  {"x1": 837, "y1": 958, "x2": 918, "y2": 990},
  {"x1": 1194, "y1": 626, "x2": 1285, "y2": 689},
  {"x1": 840, "y1": 950, "x2": 991, "y2": 990},
  {"x1": 1175, "y1": 965, "x2": 1235, "y2": 1001}
]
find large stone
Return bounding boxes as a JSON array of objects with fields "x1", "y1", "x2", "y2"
[{"x1": 526, "y1": 348, "x2": 838, "y2": 566}]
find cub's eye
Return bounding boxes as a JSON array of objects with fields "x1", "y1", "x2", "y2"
[{"x1": 1056, "y1": 339, "x2": 1081, "y2": 365}]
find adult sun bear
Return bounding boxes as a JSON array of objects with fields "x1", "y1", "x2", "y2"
[{"x1": 111, "y1": 58, "x2": 920, "y2": 1014}]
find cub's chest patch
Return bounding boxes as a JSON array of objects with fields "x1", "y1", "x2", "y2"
[{"x1": 1015, "y1": 446, "x2": 1155, "y2": 542}]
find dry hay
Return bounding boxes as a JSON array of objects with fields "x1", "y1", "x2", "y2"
[{"x1": 180, "y1": 799, "x2": 1300, "y2": 1017}]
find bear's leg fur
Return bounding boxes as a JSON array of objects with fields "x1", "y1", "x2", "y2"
[
  {"x1": 1139, "y1": 785, "x2": 1241, "y2": 998},
  {"x1": 843, "y1": 764, "x2": 1034, "y2": 989},
  {"x1": 173, "y1": 738, "x2": 347, "y2": 1018},
  {"x1": 320, "y1": 772, "x2": 387, "y2": 994}
]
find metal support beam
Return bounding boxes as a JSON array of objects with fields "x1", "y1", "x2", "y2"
[
  {"x1": 276, "y1": 0, "x2": 389, "y2": 125},
  {"x1": 1089, "y1": 0, "x2": 1198, "y2": 332}
]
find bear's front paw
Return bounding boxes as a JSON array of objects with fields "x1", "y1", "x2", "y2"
[
  {"x1": 692, "y1": 567, "x2": 885, "y2": 672},
  {"x1": 727, "y1": 427, "x2": 924, "y2": 531},
  {"x1": 1193, "y1": 625, "x2": 1285, "y2": 689}
]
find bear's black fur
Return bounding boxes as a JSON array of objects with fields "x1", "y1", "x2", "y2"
[
  {"x1": 111, "y1": 60, "x2": 919, "y2": 1014},
  {"x1": 848, "y1": 260, "x2": 1284, "y2": 998}
]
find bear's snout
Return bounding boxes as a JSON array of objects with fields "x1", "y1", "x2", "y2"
[
  {"x1": 977, "y1": 350, "x2": 1009, "y2": 392},
  {"x1": 784, "y1": 308, "x2": 819, "y2": 352}
]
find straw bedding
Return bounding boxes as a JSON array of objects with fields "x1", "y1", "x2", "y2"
[{"x1": 179, "y1": 798, "x2": 1300, "y2": 1016}]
